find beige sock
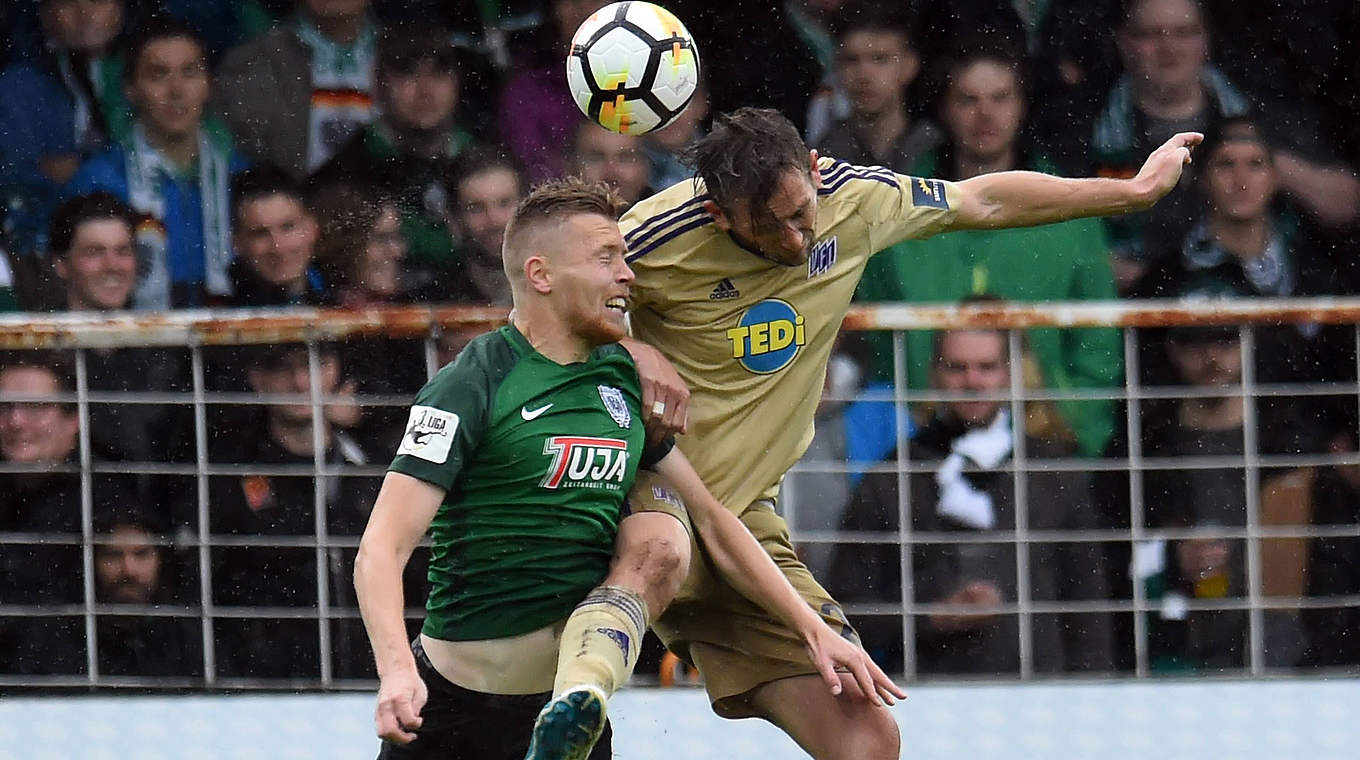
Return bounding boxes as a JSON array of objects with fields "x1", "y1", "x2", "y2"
[{"x1": 552, "y1": 585, "x2": 649, "y2": 699}]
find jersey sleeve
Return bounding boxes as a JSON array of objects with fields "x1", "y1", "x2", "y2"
[
  {"x1": 389, "y1": 359, "x2": 489, "y2": 491},
  {"x1": 847, "y1": 169, "x2": 963, "y2": 254}
]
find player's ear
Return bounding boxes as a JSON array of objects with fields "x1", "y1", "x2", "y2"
[
  {"x1": 701, "y1": 199, "x2": 731, "y2": 231},
  {"x1": 809, "y1": 150, "x2": 823, "y2": 189},
  {"x1": 524, "y1": 254, "x2": 552, "y2": 294}
]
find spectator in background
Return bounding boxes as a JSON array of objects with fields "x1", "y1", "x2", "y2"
[
  {"x1": 812, "y1": 2, "x2": 938, "y2": 173},
  {"x1": 642, "y1": 80, "x2": 707, "y2": 191},
  {"x1": 0, "y1": 0, "x2": 132, "y2": 256},
  {"x1": 828, "y1": 322, "x2": 1113, "y2": 676},
  {"x1": 93, "y1": 506, "x2": 201, "y2": 678},
  {"x1": 217, "y1": 0, "x2": 380, "y2": 179},
  {"x1": 315, "y1": 25, "x2": 473, "y2": 282},
  {"x1": 1134, "y1": 323, "x2": 1253, "y2": 671},
  {"x1": 205, "y1": 341, "x2": 377, "y2": 680},
  {"x1": 48, "y1": 192, "x2": 188, "y2": 463},
  {"x1": 309, "y1": 181, "x2": 409, "y2": 307},
  {"x1": 1089, "y1": 0, "x2": 1357, "y2": 289},
  {"x1": 498, "y1": 0, "x2": 608, "y2": 183},
  {"x1": 1130, "y1": 117, "x2": 1351, "y2": 391},
  {"x1": 0, "y1": 350, "x2": 140, "y2": 676},
  {"x1": 227, "y1": 166, "x2": 330, "y2": 307},
  {"x1": 65, "y1": 18, "x2": 249, "y2": 309},
  {"x1": 571, "y1": 122, "x2": 652, "y2": 207},
  {"x1": 855, "y1": 43, "x2": 1122, "y2": 457},
  {"x1": 443, "y1": 147, "x2": 522, "y2": 305}
]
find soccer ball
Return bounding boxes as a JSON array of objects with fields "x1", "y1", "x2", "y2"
[{"x1": 566, "y1": 1, "x2": 700, "y2": 135}]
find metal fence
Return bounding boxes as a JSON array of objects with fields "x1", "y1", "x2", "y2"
[{"x1": 1, "y1": 299, "x2": 1358, "y2": 689}]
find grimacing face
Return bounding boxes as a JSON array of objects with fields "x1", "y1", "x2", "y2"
[
  {"x1": 708, "y1": 164, "x2": 821, "y2": 266},
  {"x1": 537, "y1": 213, "x2": 634, "y2": 345}
]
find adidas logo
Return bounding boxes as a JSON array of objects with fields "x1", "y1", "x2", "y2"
[{"x1": 709, "y1": 278, "x2": 740, "y2": 301}]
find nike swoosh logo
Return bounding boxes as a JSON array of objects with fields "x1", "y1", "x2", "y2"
[{"x1": 521, "y1": 403, "x2": 553, "y2": 420}]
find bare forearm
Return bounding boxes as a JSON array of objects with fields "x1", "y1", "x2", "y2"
[
  {"x1": 957, "y1": 171, "x2": 1156, "y2": 230},
  {"x1": 655, "y1": 455, "x2": 820, "y2": 636},
  {"x1": 354, "y1": 547, "x2": 417, "y2": 678}
]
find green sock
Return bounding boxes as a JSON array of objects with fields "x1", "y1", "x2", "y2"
[{"x1": 553, "y1": 585, "x2": 649, "y2": 698}]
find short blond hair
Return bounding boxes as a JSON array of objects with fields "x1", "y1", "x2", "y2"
[{"x1": 502, "y1": 177, "x2": 624, "y2": 281}]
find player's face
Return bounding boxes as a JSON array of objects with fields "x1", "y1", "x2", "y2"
[
  {"x1": 1203, "y1": 139, "x2": 1277, "y2": 223},
  {"x1": 574, "y1": 127, "x2": 650, "y2": 206},
  {"x1": 94, "y1": 526, "x2": 161, "y2": 604},
  {"x1": 0, "y1": 368, "x2": 80, "y2": 465},
  {"x1": 453, "y1": 167, "x2": 522, "y2": 263},
  {"x1": 941, "y1": 60, "x2": 1024, "y2": 163},
  {"x1": 236, "y1": 194, "x2": 319, "y2": 288},
  {"x1": 382, "y1": 60, "x2": 459, "y2": 133},
  {"x1": 932, "y1": 330, "x2": 1009, "y2": 427},
  {"x1": 836, "y1": 29, "x2": 917, "y2": 118},
  {"x1": 55, "y1": 218, "x2": 137, "y2": 310},
  {"x1": 550, "y1": 213, "x2": 634, "y2": 345},
  {"x1": 719, "y1": 169, "x2": 820, "y2": 266},
  {"x1": 1119, "y1": 0, "x2": 1208, "y2": 95},
  {"x1": 126, "y1": 37, "x2": 210, "y2": 141}
]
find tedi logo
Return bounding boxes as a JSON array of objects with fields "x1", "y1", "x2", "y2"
[
  {"x1": 540, "y1": 436, "x2": 629, "y2": 489},
  {"x1": 725, "y1": 299, "x2": 806, "y2": 374}
]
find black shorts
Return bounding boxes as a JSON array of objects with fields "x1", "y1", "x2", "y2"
[{"x1": 376, "y1": 637, "x2": 613, "y2": 760}]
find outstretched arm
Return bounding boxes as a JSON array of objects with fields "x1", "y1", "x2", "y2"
[
  {"x1": 949, "y1": 132, "x2": 1203, "y2": 231},
  {"x1": 354, "y1": 472, "x2": 444, "y2": 745},
  {"x1": 652, "y1": 449, "x2": 906, "y2": 705}
]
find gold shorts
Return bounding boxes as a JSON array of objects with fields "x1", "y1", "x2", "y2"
[{"x1": 625, "y1": 477, "x2": 860, "y2": 719}]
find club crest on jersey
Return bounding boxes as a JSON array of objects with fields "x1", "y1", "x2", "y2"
[
  {"x1": 807, "y1": 236, "x2": 837, "y2": 278},
  {"x1": 540, "y1": 436, "x2": 629, "y2": 489},
  {"x1": 598, "y1": 385, "x2": 631, "y2": 428},
  {"x1": 725, "y1": 298, "x2": 806, "y2": 374}
]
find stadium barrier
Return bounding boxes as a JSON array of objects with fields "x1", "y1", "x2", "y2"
[{"x1": 2, "y1": 298, "x2": 1360, "y2": 688}]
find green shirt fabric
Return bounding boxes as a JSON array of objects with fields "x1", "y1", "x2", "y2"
[
  {"x1": 390, "y1": 325, "x2": 667, "y2": 641},
  {"x1": 856, "y1": 150, "x2": 1123, "y2": 456}
]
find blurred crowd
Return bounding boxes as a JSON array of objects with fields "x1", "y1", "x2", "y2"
[{"x1": 1, "y1": 0, "x2": 1359, "y2": 686}]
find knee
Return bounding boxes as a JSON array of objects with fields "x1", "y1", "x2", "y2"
[
  {"x1": 834, "y1": 710, "x2": 899, "y2": 760},
  {"x1": 630, "y1": 535, "x2": 688, "y2": 587}
]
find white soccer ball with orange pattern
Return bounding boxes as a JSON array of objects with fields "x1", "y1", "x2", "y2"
[{"x1": 565, "y1": 1, "x2": 701, "y2": 135}]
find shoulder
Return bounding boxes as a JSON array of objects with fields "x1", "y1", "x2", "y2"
[
  {"x1": 620, "y1": 180, "x2": 714, "y2": 262},
  {"x1": 817, "y1": 156, "x2": 904, "y2": 198},
  {"x1": 427, "y1": 328, "x2": 517, "y2": 387},
  {"x1": 67, "y1": 147, "x2": 128, "y2": 192}
]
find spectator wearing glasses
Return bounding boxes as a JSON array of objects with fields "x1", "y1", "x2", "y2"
[
  {"x1": 217, "y1": 0, "x2": 381, "y2": 180},
  {"x1": 0, "y1": 350, "x2": 140, "y2": 676}
]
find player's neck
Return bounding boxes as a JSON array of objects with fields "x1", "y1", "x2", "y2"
[
  {"x1": 953, "y1": 146, "x2": 1017, "y2": 180},
  {"x1": 852, "y1": 106, "x2": 908, "y2": 162},
  {"x1": 1208, "y1": 214, "x2": 1271, "y2": 262},
  {"x1": 513, "y1": 308, "x2": 593, "y2": 364}
]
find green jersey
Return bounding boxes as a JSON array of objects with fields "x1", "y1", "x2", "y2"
[{"x1": 390, "y1": 325, "x2": 668, "y2": 641}]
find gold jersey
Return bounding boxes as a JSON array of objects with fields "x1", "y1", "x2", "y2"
[{"x1": 622, "y1": 157, "x2": 961, "y2": 511}]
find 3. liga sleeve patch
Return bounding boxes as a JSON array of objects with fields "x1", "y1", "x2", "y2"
[
  {"x1": 396, "y1": 405, "x2": 459, "y2": 464},
  {"x1": 910, "y1": 177, "x2": 949, "y2": 210}
]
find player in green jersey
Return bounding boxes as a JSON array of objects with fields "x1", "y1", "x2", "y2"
[{"x1": 353, "y1": 178, "x2": 899, "y2": 760}]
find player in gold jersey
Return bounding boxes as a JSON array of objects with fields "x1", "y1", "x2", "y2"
[{"x1": 613, "y1": 107, "x2": 1201, "y2": 759}]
